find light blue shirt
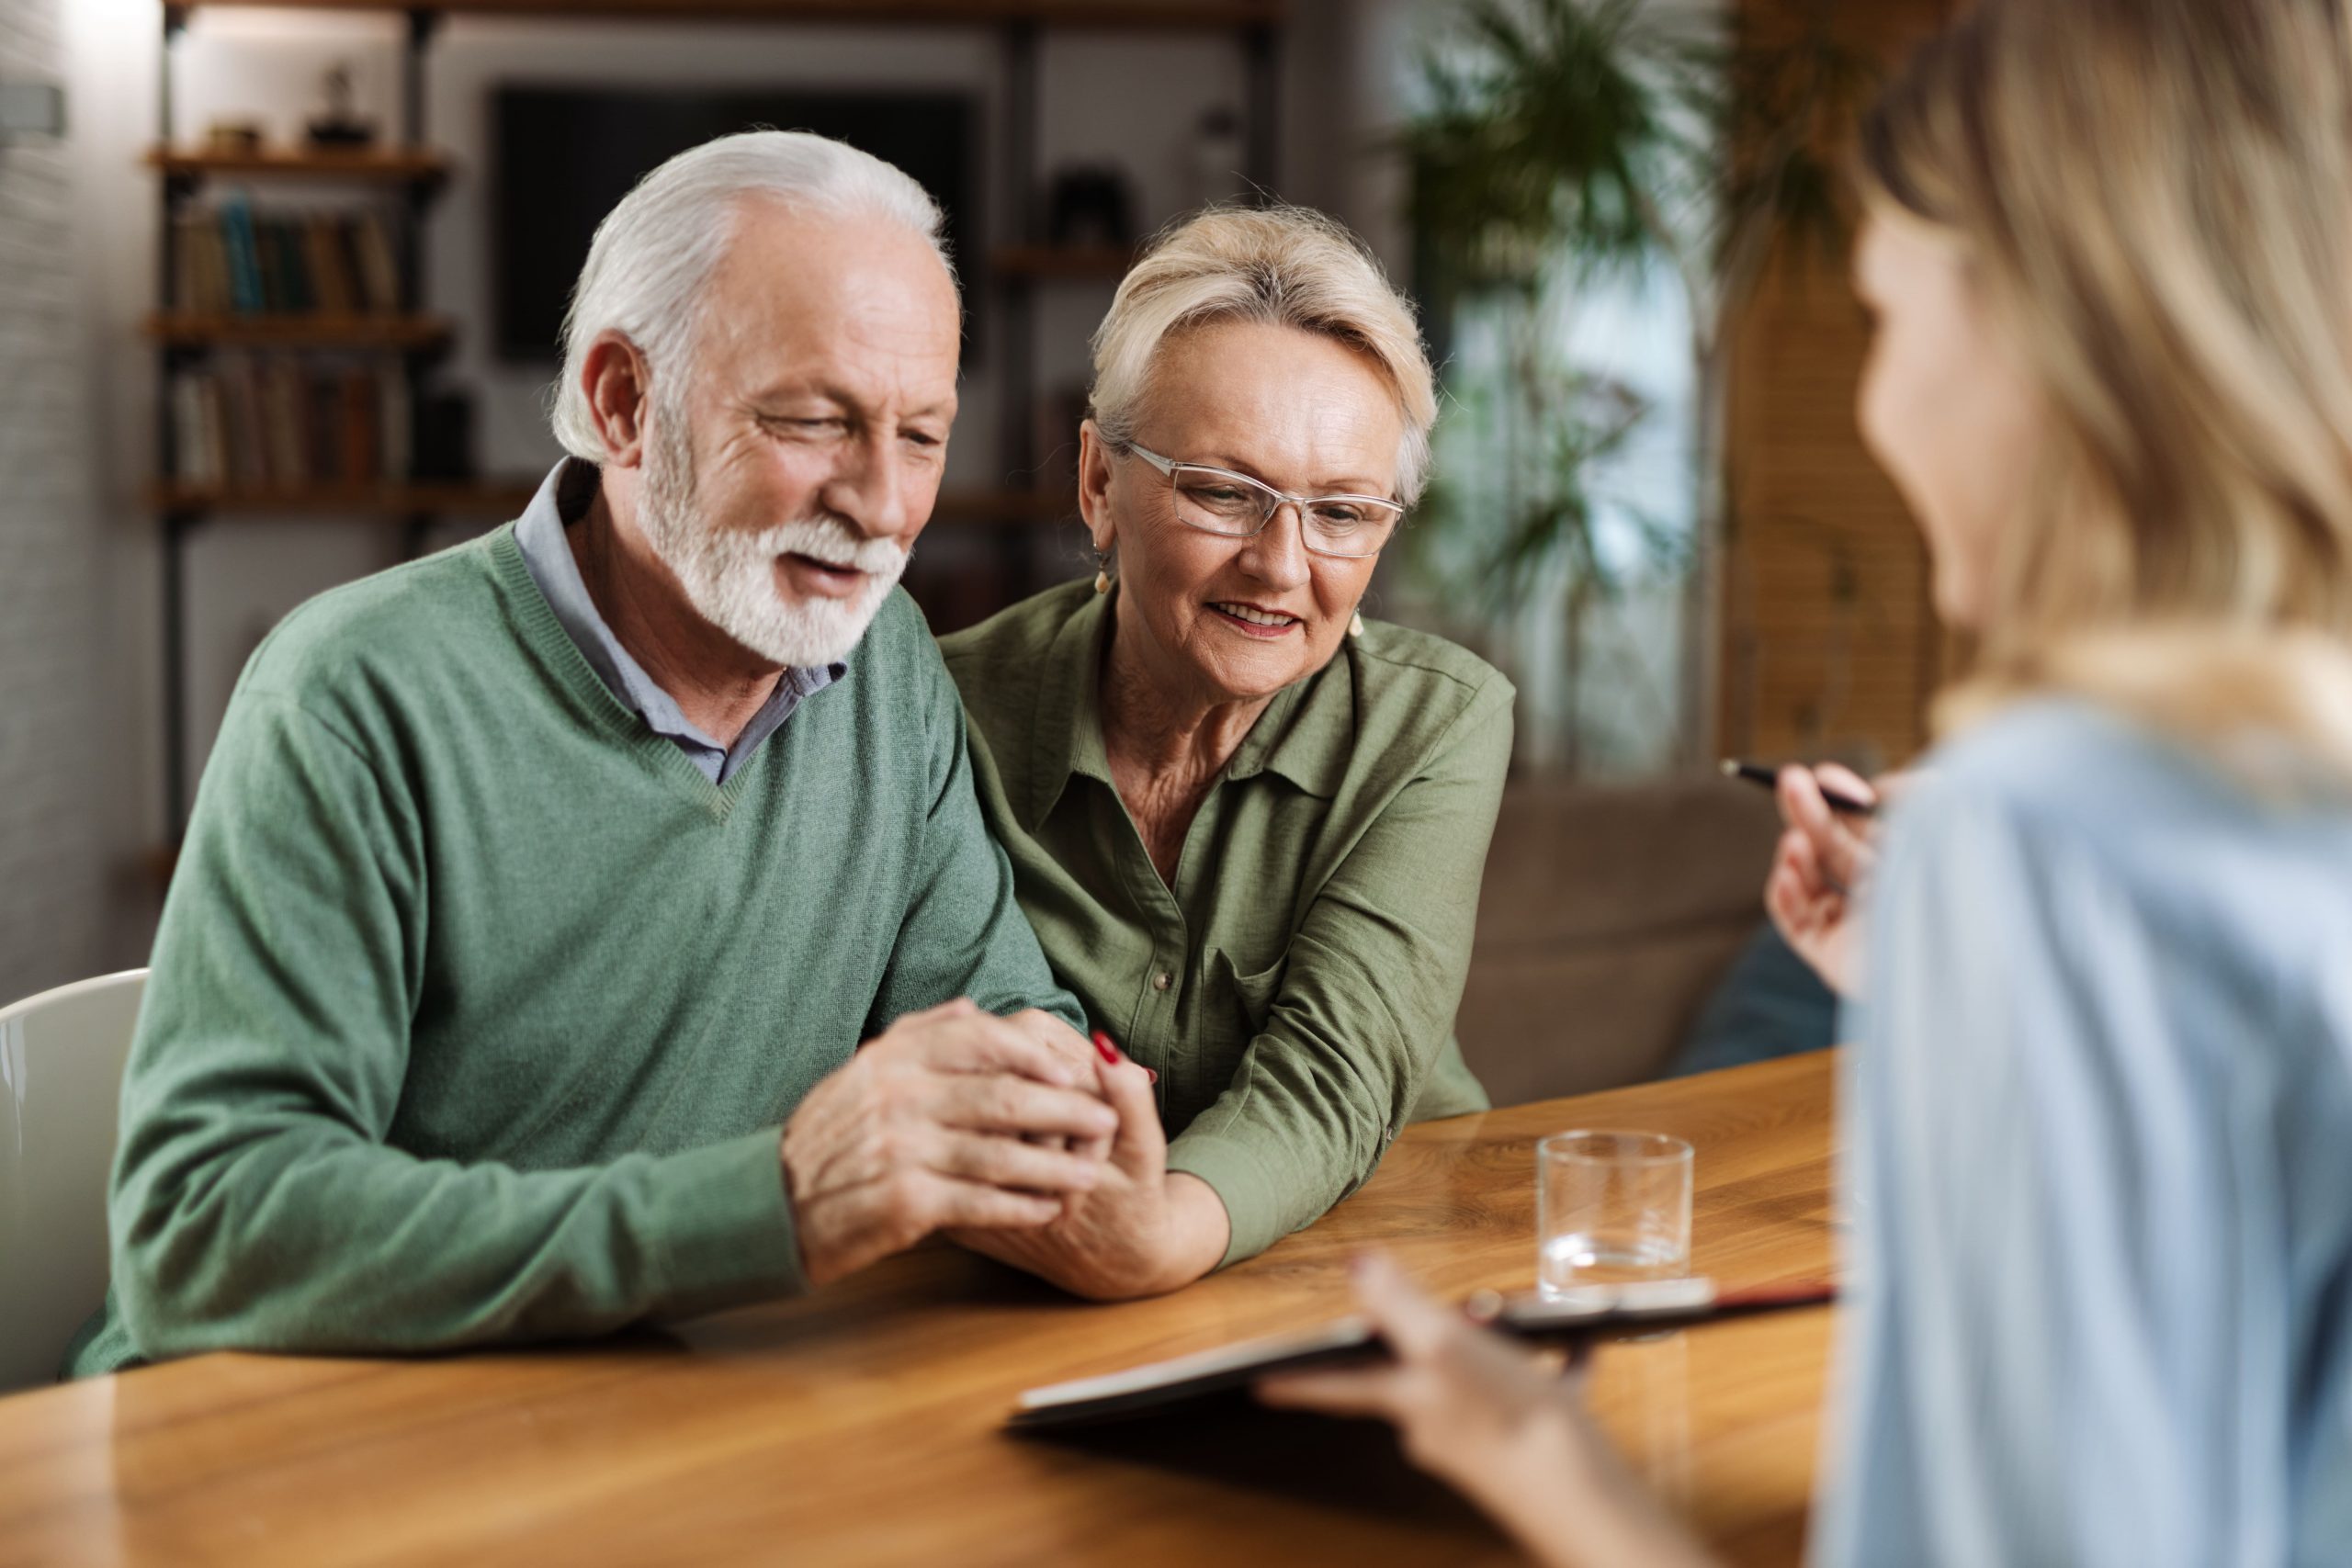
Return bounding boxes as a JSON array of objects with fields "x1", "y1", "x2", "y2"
[
  {"x1": 511, "y1": 459, "x2": 841, "y2": 784},
  {"x1": 1816, "y1": 699, "x2": 2352, "y2": 1567}
]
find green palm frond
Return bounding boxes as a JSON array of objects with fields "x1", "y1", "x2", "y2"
[
  {"x1": 1404, "y1": 0, "x2": 1676, "y2": 292},
  {"x1": 1405, "y1": 0, "x2": 1877, "y2": 615}
]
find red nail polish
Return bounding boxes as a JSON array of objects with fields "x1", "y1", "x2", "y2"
[
  {"x1": 1091, "y1": 1030, "x2": 1121, "y2": 1065},
  {"x1": 1145, "y1": 1067, "x2": 1159, "y2": 1085}
]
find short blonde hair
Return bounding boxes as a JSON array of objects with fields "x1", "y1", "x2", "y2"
[
  {"x1": 1088, "y1": 204, "x2": 1439, "y2": 504},
  {"x1": 1860, "y1": 0, "x2": 2352, "y2": 786}
]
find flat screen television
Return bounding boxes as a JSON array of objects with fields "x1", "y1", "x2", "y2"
[{"x1": 491, "y1": 85, "x2": 978, "y2": 363}]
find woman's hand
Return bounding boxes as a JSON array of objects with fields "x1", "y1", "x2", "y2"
[
  {"x1": 1258, "y1": 1253, "x2": 1715, "y2": 1568},
  {"x1": 1765, "y1": 764, "x2": 1898, "y2": 999},
  {"x1": 948, "y1": 1038, "x2": 1230, "y2": 1300}
]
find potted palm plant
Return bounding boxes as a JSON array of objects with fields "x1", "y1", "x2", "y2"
[{"x1": 1397, "y1": 0, "x2": 1874, "y2": 772}]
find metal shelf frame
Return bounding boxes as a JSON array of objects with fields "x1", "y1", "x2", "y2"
[{"x1": 147, "y1": 0, "x2": 1283, "y2": 841}]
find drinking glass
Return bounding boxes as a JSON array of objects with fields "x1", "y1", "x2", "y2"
[{"x1": 1537, "y1": 1129, "x2": 1693, "y2": 1297}]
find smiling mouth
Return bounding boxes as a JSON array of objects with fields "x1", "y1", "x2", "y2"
[
  {"x1": 1208, "y1": 601, "x2": 1301, "y2": 633},
  {"x1": 775, "y1": 552, "x2": 871, "y2": 602}
]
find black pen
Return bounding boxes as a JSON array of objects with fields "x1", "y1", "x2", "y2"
[{"x1": 1719, "y1": 759, "x2": 1878, "y2": 818}]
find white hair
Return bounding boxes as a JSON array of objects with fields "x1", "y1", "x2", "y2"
[
  {"x1": 550, "y1": 130, "x2": 956, "y2": 460},
  {"x1": 1088, "y1": 204, "x2": 1439, "y2": 504}
]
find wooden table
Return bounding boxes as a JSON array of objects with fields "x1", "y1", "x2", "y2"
[{"x1": 0, "y1": 1052, "x2": 1840, "y2": 1567}]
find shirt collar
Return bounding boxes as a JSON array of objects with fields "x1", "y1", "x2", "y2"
[
  {"x1": 1027, "y1": 586, "x2": 1114, "y2": 826},
  {"x1": 1026, "y1": 583, "x2": 1353, "y2": 824},
  {"x1": 1231, "y1": 654, "x2": 1353, "y2": 796},
  {"x1": 512, "y1": 457, "x2": 846, "y2": 759}
]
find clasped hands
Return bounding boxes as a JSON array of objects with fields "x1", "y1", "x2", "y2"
[{"x1": 780, "y1": 998, "x2": 1225, "y2": 1296}]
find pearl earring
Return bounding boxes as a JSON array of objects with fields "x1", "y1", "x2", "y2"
[
  {"x1": 1349, "y1": 611, "x2": 1365, "y2": 639},
  {"x1": 1093, "y1": 568, "x2": 1112, "y2": 594}
]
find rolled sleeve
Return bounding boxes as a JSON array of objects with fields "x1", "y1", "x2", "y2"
[{"x1": 1169, "y1": 682, "x2": 1514, "y2": 1264}]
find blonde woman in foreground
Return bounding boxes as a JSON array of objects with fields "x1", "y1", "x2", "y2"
[{"x1": 1263, "y1": 2, "x2": 2352, "y2": 1563}]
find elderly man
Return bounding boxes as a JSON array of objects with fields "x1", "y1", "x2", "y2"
[{"x1": 68, "y1": 132, "x2": 1130, "y2": 1376}]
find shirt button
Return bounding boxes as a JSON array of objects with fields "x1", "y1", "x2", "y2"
[{"x1": 1152, "y1": 970, "x2": 1173, "y2": 992}]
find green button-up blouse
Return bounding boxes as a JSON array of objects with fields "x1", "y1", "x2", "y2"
[{"x1": 939, "y1": 579, "x2": 1513, "y2": 1265}]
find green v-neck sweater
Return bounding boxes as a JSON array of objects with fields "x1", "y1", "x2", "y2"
[{"x1": 69, "y1": 526, "x2": 1078, "y2": 1376}]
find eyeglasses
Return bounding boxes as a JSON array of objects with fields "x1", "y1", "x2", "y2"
[{"x1": 1118, "y1": 443, "x2": 1404, "y2": 559}]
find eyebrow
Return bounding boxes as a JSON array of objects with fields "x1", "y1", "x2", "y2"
[
  {"x1": 749, "y1": 380, "x2": 957, "y2": 423},
  {"x1": 1190, "y1": 454, "x2": 1392, "y2": 496}
]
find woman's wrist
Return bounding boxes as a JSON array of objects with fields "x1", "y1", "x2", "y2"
[
  {"x1": 1156, "y1": 1172, "x2": 1232, "y2": 1287},
  {"x1": 1484, "y1": 1398, "x2": 1716, "y2": 1568},
  {"x1": 1454, "y1": 1400, "x2": 1600, "y2": 1552},
  {"x1": 1045, "y1": 1173, "x2": 1230, "y2": 1301}
]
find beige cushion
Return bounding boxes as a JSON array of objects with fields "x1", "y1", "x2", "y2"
[{"x1": 1454, "y1": 778, "x2": 1781, "y2": 1105}]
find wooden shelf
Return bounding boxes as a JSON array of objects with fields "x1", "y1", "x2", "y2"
[
  {"x1": 143, "y1": 312, "x2": 454, "y2": 349},
  {"x1": 935, "y1": 488, "x2": 1077, "y2": 525},
  {"x1": 166, "y1": 0, "x2": 1283, "y2": 27},
  {"x1": 147, "y1": 480, "x2": 540, "y2": 517},
  {"x1": 146, "y1": 145, "x2": 451, "y2": 182},
  {"x1": 145, "y1": 0, "x2": 1279, "y2": 846},
  {"x1": 991, "y1": 244, "x2": 1135, "y2": 281},
  {"x1": 144, "y1": 481, "x2": 1068, "y2": 525}
]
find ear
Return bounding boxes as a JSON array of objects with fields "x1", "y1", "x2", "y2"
[
  {"x1": 580, "y1": 331, "x2": 654, "y2": 470},
  {"x1": 1076, "y1": 420, "x2": 1118, "y2": 554}
]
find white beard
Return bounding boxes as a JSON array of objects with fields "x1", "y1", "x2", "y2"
[{"x1": 636, "y1": 413, "x2": 910, "y2": 669}]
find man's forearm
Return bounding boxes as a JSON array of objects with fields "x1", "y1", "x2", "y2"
[{"x1": 113, "y1": 1121, "x2": 806, "y2": 1360}]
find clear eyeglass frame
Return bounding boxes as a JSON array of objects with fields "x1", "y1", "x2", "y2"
[{"x1": 1119, "y1": 442, "x2": 1405, "y2": 559}]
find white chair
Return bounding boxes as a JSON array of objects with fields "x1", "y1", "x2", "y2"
[{"x1": 0, "y1": 969, "x2": 146, "y2": 1394}]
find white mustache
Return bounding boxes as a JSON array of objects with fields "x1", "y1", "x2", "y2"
[{"x1": 758, "y1": 517, "x2": 910, "y2": 574}]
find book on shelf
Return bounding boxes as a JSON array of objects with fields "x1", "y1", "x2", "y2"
[
  {"x1": 174, "y1": 196, "x2": 401, "y2": 317},
  {"x1": 169, "y1": 355, "x2": 412, "y2": 493}
]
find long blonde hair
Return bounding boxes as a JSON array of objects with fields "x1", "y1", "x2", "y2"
[{"x1": 1859, "y1": 0, "x2": 2352, "y2": 788}]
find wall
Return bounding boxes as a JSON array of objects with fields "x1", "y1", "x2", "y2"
[
  {"x1": 0, "y1": 0, "x2": 113, "y2": 1003},
  {"x1": 52, "y1": 0, "x2": 1379, "y2": 967},
  {"x1": 1715, "y1": 0, "x2": 1956, "y2": 773}
]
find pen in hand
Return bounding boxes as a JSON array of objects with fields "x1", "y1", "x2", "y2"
[{"x1": 1719, "y1": 759, "x2": 1878, "y2": 818}]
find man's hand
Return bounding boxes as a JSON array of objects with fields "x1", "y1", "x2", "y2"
[
  {"x1": 950, "y1": 1037, "x2": 1229, "y2": 1300},
  {"x1": 1765, "y1": 764, "x2": 1901, "y2": 999},
  {"x1": 781, "y1": 998, "x2": 1119, "y2": 1287},
  {"x1": 1002, "y1": 1009, "x2": 1114, "y2": 1162}
]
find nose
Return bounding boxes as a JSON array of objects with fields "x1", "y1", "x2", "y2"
[
  {"x1": 819, "y1": 429, "x2": 923, "y2": 544},
  {"x1": 1237, "y1": 501, "x2": 1313, "y2": 592}
]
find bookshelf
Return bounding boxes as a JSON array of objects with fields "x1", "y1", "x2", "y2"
[
  {"x1": 146, "y1": 0, "x2": 1284, "y2": 851},
  {"x1": 144, "y1": 479, "x2": 538, "y2": 516},
  {"x1": 161, "y1": 1, "x2": 1281, "y2": 26},
  {"x1": 149, "y1": 6, "x2": 492, "y2": 840},
  {"x1": 144, "y1": 312, "x2": 454, "y2": 348},
  {"x1": 145, "y1": 479, "x2": 1065, "y2": 525},
  {"x1": 145, "y1": 145, "x2": 451, "y2": 181}
]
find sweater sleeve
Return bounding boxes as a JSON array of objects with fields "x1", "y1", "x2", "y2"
[
  {"x1": 865, "y1": 649, "x2": 1087, "y2": 1035},
  {"x1": 1165, "y1": 678, "x2": 1514, "y2": 1265},
  {"x1": 109, "y1": 689, "x2": 808, "y2": 1364}
]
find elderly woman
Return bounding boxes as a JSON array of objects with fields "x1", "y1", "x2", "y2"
[{"x1": 937, "y1": 207, "x2": 1511, "y2": 1300}]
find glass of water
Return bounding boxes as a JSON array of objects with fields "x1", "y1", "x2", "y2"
[{"x1": 1537, "y1": 1130, "x2": 1694, "y2": 1298}]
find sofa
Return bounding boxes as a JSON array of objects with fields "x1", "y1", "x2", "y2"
[{"x1": 1453, "y1": 775, "x2": 1786, "y2": 1107}]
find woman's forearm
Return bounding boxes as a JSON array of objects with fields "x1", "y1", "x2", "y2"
[
  {"x1": 1476, "y1": 1404, "x2": 1719, "y2": 1568},
  {"x1": 1154, "y1": 1172, "x2": 1233, "y2": 1289}
]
